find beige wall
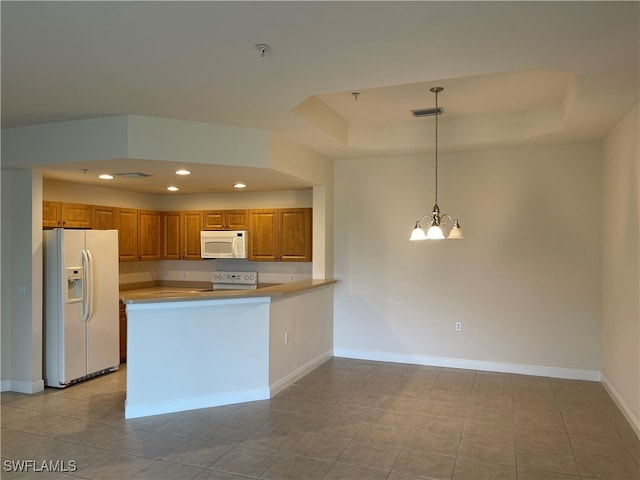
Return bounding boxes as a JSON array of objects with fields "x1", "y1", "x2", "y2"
[
  {"x1": 43, "y1": 178, "x2": 313, "y2": 210},
  {"x1": 269, "y1": 285, "x2": 334, "y2": 392},
  {"x1": 601, "y1": 104, "x2": 639, "y2": 433},
  {"x1": 1, "y1": 169, "x2": 44, "y2": 392},
  {"x1": 333, "y1": 142, "x2": 602, "y2": 377}
]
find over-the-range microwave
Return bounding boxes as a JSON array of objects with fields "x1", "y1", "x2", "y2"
[{"x1": 200, "y1": 230, "x2": 248, "y2": 259}]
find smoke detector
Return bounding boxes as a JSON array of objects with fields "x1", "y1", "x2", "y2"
[{"x1": 256, "y1": 44, "x2": 271, "y2": 57}]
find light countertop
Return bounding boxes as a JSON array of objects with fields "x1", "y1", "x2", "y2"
[{"x1": 120, "y1": 278, "x2": 337, "y2": 305}]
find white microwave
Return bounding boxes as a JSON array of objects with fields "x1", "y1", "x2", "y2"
[{"x1": 200, "y1": 230, "x2": 248, "y2": 259}]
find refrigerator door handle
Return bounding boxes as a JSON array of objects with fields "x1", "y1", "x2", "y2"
[{"x1": 81, "y1": 249, "x2": 94, "y2": 322}]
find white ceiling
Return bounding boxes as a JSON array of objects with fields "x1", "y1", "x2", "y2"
[{"x1": 2, "y1": 1, "x2": 638, "y2": 194}]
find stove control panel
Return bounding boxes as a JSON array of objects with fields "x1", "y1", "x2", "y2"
[{"x1": 212, "y1": 271, "x2": 257, "y2": 285}]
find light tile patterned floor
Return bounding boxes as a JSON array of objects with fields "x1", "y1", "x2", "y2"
[{"x1": 1, "y1": 358, "x2": 638, "y2": 479}]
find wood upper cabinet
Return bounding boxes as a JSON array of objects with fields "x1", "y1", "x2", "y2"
[
  {"x1": 137, "y1": 210, "x2": 163, "y2": 261},
  {"x1": 92, "y1": 205, "x2": 118, "y2": 230},
  {"x1": 42, "y1": 201, "x2": 62, "y2": 228},
  {"x1": 163, "y1": 210, "x2": 202, "y2": 260},
  {"x1": 41, "y1": 202, "x2": 311, "y2": 263},
  {"x1": 42, "y1": 201, "x2": 92, "y2": 228},
  {"x1": 163, "y1": 211, "x2": 182, "y2": 260},
  {"x1": 247, "y1": 209, "x2": 279, "y2": 261},
  {"x1": 279, "y1": 208, "x2": 312, "y2": 261},
  {"x1": 182, "y1": 211, "x2": 204, "y2": 259},
  {"x1": 117, "y1": 208, "x2": 138, "y2": 262},
  {"x1": 203, "y1": 209, "x2": 247, "y2": 230},
  {"x1": 247, "y1": 208, "x2": 312, "y2": 262}
]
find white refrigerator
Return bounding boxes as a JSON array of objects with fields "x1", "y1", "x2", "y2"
[{"x1": 44, "y1": 228, "x2": 120, "y2": 387}]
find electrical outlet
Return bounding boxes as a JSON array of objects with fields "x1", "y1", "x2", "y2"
[
  {"x1": 183, "y1": 271, "x2": 189, "y2": 278},
  {"x1": 284, "y1": 332, "x2": 289, "y2": 344},
  {"x1": 289, "y1": 274, "x2": 295, "y2": 281},
  {"x1": 455, "y1": 322, "x2": 462, "y2": 332}
]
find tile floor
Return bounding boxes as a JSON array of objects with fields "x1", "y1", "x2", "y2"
[{"x1": 1, "y1": 358, "x2": 639, "y2": 479}]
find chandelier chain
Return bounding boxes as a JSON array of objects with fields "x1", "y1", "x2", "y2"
[{"x1": 434, "y1": 89, "x2": 439, "y2": 204}]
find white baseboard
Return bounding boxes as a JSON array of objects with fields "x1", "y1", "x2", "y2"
[
  {"x1": 1, "y1": 379, "x2": 45, "y2": 394},
  {"x1": 124, "y1": 387, "x2": 270, "y2": 419},
  {"x1": 270, "y1": 349, "x2": 334, "y2": 396},
  {"x1": 602, "y1": 373, "x2": 640, "y2": 438},
  {"x1": 333, "y1": 349, "x2": 601, "y2": 381}
]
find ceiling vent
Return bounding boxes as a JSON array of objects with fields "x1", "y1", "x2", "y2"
[
  {"x1": 411, "y1": 107, "x2": 444, "y2": 118},
  {"x1": 113, "y1": 172, "x2": 152, "y2": 178}
]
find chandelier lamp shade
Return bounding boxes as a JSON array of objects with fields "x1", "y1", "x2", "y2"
[{"x1": 410, "y1": 87, "x2": 464, "y2": 241}]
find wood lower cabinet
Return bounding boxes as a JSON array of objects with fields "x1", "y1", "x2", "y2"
[
  {"x1": 203, "y1": 209, "x2": 247, "y2": 230},
  {"x1": 137, "y1": 210, "x2": 163, "y2": 260},
  {"x1": 119, "y1": 301, "x2": 127, "y2": 363},
  {"x1": 163, "y1": 210, "x2": 202, "y2": 260},
  {"x1": 42, "y1": 201, "x2": 92, "y2": 228},
  {"x1": 248, "y1": 208, "x2": 312, "y2": 262}
]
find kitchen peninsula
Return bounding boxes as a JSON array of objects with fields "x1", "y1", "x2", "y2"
[{"x1": 121, "y1": 279, "x2": 335, "y2": 419}]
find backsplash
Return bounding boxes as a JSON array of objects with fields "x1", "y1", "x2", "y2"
[{"x1": 119, "y1": 259, "x2": 312, "y2": 286}]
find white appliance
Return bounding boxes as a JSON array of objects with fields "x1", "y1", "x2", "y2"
[
  {"x1": 44, "y1": 228, "x2": 120, "y2": 387},
  {"x1": 200, "y1": 230, "x2": 248, "y2": 259},
  {"x1": 212, "y1": 271, "x2": 258, "y2": 290}
]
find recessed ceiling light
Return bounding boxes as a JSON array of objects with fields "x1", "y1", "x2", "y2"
[
  {"x1": 98, "y1": 174, "x2": 114, "y2": 180},
  {"x1": 167, "y1": 186, "x2": 179, "y2": 192},
  {"x1": 233, "y1": 183, "x2": 247, "y2": 189},
  {"x1": 175, "y1": 169, "x2": 191, "y2": 175}
]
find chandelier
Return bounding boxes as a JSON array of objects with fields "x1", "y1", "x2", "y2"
[{"x1": 410, "y1": 87, "x2": 464, "y2": 240}]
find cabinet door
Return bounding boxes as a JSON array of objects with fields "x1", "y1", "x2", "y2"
[
  {"x1": 163, "y1": 211, "x2": 182, "y2": 260},
  {"x1": 182, "y1": 211, "x2": 203, "y2": 259},
  {"x1": 61, "y1": 203, "x2": 92, "y2": 228},
  {"x1": 247, "y1": 209, "x2": 279, "y2": 261},
  {"x1": 226, "y1": 209, "x2": 247, "y2": 230},
  {"x1": 203, "y1": 210, "x2": 225, "y2": 230},
  {"x1": 138, "y1": 210, "x2": 163, "y2": 260},
  {"x1": 203, "y1": 209, "x2": 247, "y2": 230},
  {"x1": 119, "y1": 301, "x2": 127, "y2": 363},
  {"x1": 117, "y1": 208, "x2": 138, "y2": 262},
  {"x1": 43, "y1": 201, "x2": 62, "y2": 228},
  {"x1": 279, "y1": 208, "x2": 312, "y2": 262},
  {"x1": 92, "y1": 205, "x2": 118, "y2": 230}
]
